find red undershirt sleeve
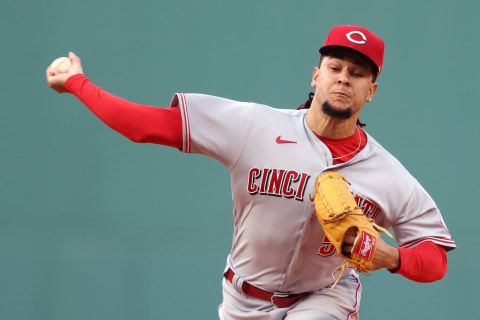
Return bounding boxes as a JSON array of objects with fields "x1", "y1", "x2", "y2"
[
  {"x1": 392, "y1": 241, "x2": 448, "y2": 282},
  {"x1": 64, "y1": 74, "x2": 183, "y2": 149}
]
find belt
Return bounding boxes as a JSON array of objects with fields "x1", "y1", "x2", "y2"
[{"x1": 225, "y1": 268, "x2": 308, "y2": 308}]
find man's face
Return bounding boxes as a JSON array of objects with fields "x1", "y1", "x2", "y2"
[{"x1": 311, "y1": 55, "x2": 378, "y2": 120}]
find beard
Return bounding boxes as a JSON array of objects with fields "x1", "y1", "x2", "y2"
[{"x1": 321, "y1": 100, "x2": 352, "y2": 120}]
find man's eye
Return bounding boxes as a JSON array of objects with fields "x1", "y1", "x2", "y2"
[
  {"x1": 351, "y1": 72, "x2": 362, "y2": 77},
  {"x1": 329, "y1": 66, "x2": 339, "y2": 71}
]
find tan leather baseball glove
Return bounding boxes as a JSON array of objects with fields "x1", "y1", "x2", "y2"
[{"x1": 314, "y1": 171, "x2": 392, "y2": 288}]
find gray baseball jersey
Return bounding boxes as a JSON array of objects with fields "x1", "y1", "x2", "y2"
[{"x1": 170, "y1": 93, "x2": 455, "y2": 294}]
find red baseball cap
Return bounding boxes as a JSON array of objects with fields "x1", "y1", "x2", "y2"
[{"x1": 319, "y1": 25, "x2": 385, "y2": 78}]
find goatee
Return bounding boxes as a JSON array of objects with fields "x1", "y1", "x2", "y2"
[{"x1": 322, "y1": 101, "x2": 352, "y2": 120}]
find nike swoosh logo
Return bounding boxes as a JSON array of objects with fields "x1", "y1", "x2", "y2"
[{"x1": 276, "y1": 136, "x2": 297, "y2": 144}]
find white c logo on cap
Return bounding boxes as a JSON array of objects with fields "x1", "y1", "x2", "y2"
[{"x1": 346, "y1": 31, "x2": 367, "y2": 45}]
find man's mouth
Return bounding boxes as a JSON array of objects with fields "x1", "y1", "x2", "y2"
[{"x1": 334, "y1": 91, "x2": 349, "y2": 97}]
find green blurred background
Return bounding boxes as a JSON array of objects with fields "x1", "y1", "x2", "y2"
[{"x1": 0, "y1": 0, "x2": 477, "y2": 319}]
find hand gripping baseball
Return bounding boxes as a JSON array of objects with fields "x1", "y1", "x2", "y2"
[
  {"x1": 314, "y1": 171, "x2": 393, "y2": 288},
  {"x1": 46, "y1": 52, "x2": 84, "y2": 93}
]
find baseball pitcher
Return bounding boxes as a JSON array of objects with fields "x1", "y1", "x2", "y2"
[{"x1": 46, "y1": 25, "x2": 455, "y2": 319}]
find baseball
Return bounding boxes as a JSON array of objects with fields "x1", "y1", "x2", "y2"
[{"x1": 49, "y1": 57, "x2": 72, "y2": 73}]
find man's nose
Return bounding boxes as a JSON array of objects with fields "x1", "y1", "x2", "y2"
[{"x1": 337, "y1": 68, "x2": 351, "y2": 86}]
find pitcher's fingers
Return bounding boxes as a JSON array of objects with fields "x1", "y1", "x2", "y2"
[
  {"x1": 69, "y1": 51, "x2": 81, "y2": 65},
  {"x1": 46, "y1": 67, "x2": 56, "y2": 79}
]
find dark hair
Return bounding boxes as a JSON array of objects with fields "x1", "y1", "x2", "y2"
[{"x1": 297, "y1": 92, "x2": 315, "y2": 110}]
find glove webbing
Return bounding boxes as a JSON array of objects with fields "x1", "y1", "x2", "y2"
[{"x1": 318, "y1": 174, "x2": 358, "y2": 223}]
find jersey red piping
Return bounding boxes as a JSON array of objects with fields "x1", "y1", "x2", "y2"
[
  {"x1": 400, "y1": 237, "x2": 455, "y2": 249},
  {"x1": 180, "y1": 93, "x2": 191, "y2": 153},
  {"x1": 347, "y1": 273, "x2": 361, "y2": 320}
]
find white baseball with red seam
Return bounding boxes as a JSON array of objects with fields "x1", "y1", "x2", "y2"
[{"x1": 49, "y1": 57, "x2": 72, "y2": 73}]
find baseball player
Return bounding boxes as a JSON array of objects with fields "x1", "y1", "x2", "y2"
[{"x1": 46, "y1": 25, "x2": 455, "y2": 319}]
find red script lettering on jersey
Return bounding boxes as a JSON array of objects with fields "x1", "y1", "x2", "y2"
[
  {"x1": 354, "y1": 194, "x2": 381, "y2": 219},
  {"x1": 247, "y1": 167, "x2": 310, "y2": 201}
]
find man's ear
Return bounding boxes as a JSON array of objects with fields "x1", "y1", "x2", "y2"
[
  {"x1": 366, "y1": 82, "x2": 378, "y2": 102},
  {"x1": 311, "y1": 67, "x2": 320, "y2": 88}
]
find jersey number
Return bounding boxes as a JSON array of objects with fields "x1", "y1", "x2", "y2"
[{"x1": 317, "y1": 235, "x2": 336, "y2": 256}]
